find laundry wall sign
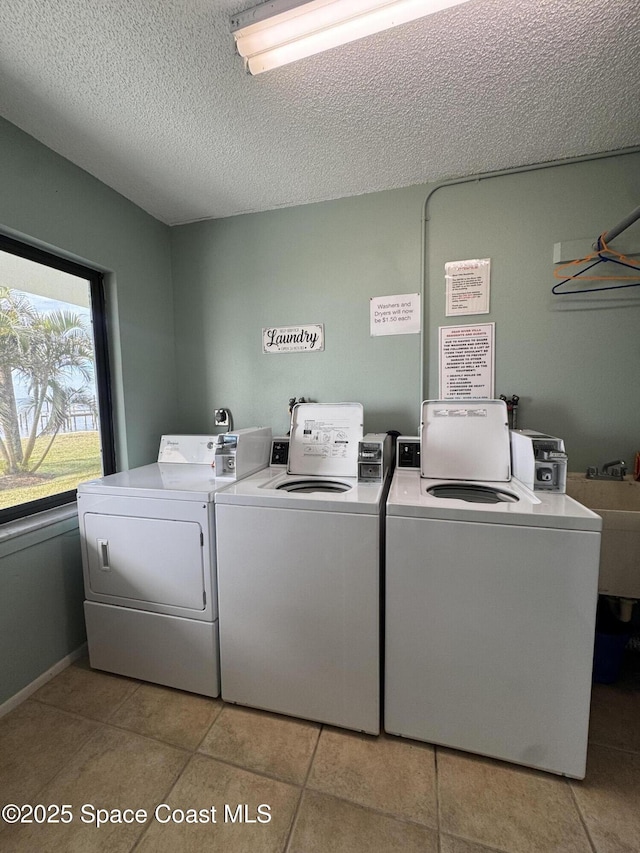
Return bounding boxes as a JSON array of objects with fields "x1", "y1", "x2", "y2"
[
  {"x1": 445, "y1": 258, "x2": 491, "y2": 316},
  {"x1": 370, "y1": 293, "x2": 421, "y2": 336},
  {"x1": 262, "y1": 324, "x2": 324, "y2": 353},
  {"x1": 439, "y1": 322, "x2": 495, "y2": 399}
]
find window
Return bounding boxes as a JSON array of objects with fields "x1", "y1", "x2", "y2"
[{"x1": 0, "y1": 234, "x2": 115, "y2": 522}]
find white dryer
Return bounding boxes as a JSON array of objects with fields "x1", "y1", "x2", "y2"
[
  {"x1": 384, "y1": 400, "x2": 602, "y2": 779},
  {"x1": 78, "y1": 429, "x2": 271, "y2": 697},
  {"x1": 214, "y1": 404, "x2": 390, "y2": 734}
]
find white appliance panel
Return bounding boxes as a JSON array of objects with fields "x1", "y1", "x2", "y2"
[
  {"x1": 385, "y1": 514, "x2": 600, "y2": 778},
  {"x1": 77, "y1": 431, "x2": 274, "y2": 700},
  {"x1": 421, "y1": 399, "x2": 511, "y2": 481},
  {"x1": 84, "y1": 602, "x2": 219, "y2": 697},
  {"x1": 158, "y1": 434, "x2": 218, "y2": 464},
  {"x1": 288, "y1": 402, "x2": 363, "y2": 477},
  {"x1": 215, "y1": 469, "x2": 382, "y2": 513},
  {"x1": 387, "y1": 470, "x2": 600, "y2": 530},
  {"x1": 78, "y1": 463, "x2": 220, "y2": 502},
  {"x1": 216, "y1": 503, "x2": 380, "y2": 734},
  {"x1": 84, "y1": 513, "x2": 205, "y2": 611}
]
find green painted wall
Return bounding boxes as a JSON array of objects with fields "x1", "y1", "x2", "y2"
[
  {"x1": 0, "y1": 117, "x2": 177, "y2": 705},
  {"x1": 0, "y1": 524, "x2": 85, "y2": 704},
  {"x1": 0, "y1": 117, "x2": 179, "y2": 469},
  {"x1": 1, "y1": 111, "x2": 638, "y2": 707},
  {"x1": 425, "y1": 153, "x2": 640, "y2": 471},
  {"x1": 171, "y1": 152, "x2": 640, "y2": 471},
  {"x1": 171, "y1": 187, "x2": 427, "y2": 438}
]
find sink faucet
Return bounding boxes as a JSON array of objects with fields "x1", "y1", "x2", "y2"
[{"x1": 586, "y1": 460, "x2": 627, "y2": 480}]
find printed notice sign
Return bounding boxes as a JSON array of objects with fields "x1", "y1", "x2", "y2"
[
  {"x1": 445, "y1": 258, "x2": 490, "y2": 316},
  {"x1": 439, "y1": 323, "x2": 495, "y2": 399},
  {"x1": 370, "y1": 293, "x2": 421, "y2": 336},
  {"x1": 262, "y1": 324, "x2": 324, "y2": 354}
]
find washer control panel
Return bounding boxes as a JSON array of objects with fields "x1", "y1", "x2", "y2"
[
  {"x1": 396, "y1": 436, "x2": 421, "y2": 469},
  {"x1": 270, "y1": 437, "x2": 290, "y2": 467},
  {"x1": 158, "y1": 435, "x2": 218, "y2": 465}
]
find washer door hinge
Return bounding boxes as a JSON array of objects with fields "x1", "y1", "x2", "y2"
[
  {"x1": 200, "y1": 531, "x2": 204, "y2": 546},
  {"x1": 203, "y1": 590, "x2": 207, "y2": 607}
]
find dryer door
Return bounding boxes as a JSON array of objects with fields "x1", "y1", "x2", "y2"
[{"x1": 83, "y1": 513, "x2": 206, "y2": 614}]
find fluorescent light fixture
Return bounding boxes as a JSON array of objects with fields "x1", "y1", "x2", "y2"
[{"x1": 231, "y1": 0, "x2": 472, "y2": 75}]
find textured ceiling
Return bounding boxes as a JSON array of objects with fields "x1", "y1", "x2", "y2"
[{"x1": 1, "y1": 0, "x2": 639, "y2": 225}]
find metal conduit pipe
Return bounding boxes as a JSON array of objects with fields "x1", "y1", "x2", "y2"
[{"x1": 601, "y1": 204, "x2": 640, "y2": 244}]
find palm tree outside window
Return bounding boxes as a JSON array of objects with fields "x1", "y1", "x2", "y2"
[{"x1": 0, "y1": 235, "x2": 115, "y2": 522}]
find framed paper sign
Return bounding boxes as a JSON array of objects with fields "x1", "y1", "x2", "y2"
[
  {"x1": 445, "y1": 258, "x2": 490, "y2": 316},
  {"x1": 439, "y1": 322, "x2": 495, "y2": 399},
  {"x1": 262, "y1": 324, "x2": 324, "y2": 354},
  {"x1": 370, "y1": 293, "x2": 421, "y2": 336}
]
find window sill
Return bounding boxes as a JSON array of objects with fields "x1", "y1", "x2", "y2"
[{"x1": 0, "y1": 503, "x2": 79, "y2": 558}]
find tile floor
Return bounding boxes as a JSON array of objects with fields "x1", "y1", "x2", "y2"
[{"x1": 1, "y1": 652, "x2": 639, "y2": 853}]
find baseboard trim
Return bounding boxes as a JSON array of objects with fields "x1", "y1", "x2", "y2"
[{"x1": 0, "y1": 643, "x2": 88, "y2": 719}]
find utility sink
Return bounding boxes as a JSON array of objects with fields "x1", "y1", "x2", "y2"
[{"x1": 566, "y1": 473, "x2": 640, "y2": 598}]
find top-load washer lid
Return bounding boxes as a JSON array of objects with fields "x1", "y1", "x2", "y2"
[
  {"x1": 287, "y1": 402, "x2": 363, "y2": 478},
  {"x1": 420, "y1": 399, "x2": 511, "y2": 482}
]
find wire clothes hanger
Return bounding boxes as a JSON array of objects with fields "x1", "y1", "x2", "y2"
[{"x1": 552, "y1": 205, "x2": 640, "y2": 295}]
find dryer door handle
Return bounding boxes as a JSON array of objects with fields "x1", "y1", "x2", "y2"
[{"x1": 97, "y1": 539, "x2": 110, "y2": 571}]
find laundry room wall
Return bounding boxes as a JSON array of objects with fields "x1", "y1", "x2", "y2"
[
  {"x1": 171, "y1": 151, "x2": 639, "y2": 470},
  {"x1": 424, "y1": 151, "x2": 640, "y2": 472},
  {"x1": 0, "y1": 118, "x2": 179, "y2": 469},
  {"x1": 1, "y1": 112, "x2": 638, "y2": 709},
  {"x1": 171, "y1": 186, "x2": 427, "y2": 438},
  {"x1": 0, "y1": 117, "x2": 178, "y2": 707}
]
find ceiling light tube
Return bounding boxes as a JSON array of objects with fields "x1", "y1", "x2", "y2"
[{"x1": 231, "y1": 0, "x2": 472, "y2": 75}]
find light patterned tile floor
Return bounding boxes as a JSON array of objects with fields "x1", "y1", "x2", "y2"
[{"x1": 0, "y1": 652, "x2": 638, "y2": 852}]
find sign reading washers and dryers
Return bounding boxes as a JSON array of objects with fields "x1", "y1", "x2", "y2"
[
  {"x1": 262, "y1": 324, "x2": 324, "y2": 353},
  {"x1": 370, "y1": 293, "x2": 421, "y2": 336}
]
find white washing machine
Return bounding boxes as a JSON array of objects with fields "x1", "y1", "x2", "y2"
[
  {"x1": 78, "y1": 429, "x2": 271, "y2": 697},
  {"x1": 384, "y1": 400, "x2": 602, "y2": 778},
  {"x1": 214, "y1": 404, "x2": 390, "y2": 734}
]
